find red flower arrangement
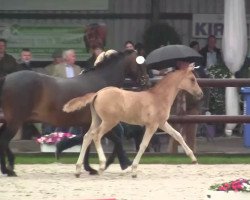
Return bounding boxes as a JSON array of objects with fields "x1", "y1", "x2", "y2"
[
  {"x1": 210, "y1": 178, "x2": 250, "y2": 192},
  {"x1": 36, "y1": 132, "x2": 76, "y2": 145}
]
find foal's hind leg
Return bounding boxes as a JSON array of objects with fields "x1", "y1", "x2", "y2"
[
  {"x1": 159, "y1": 122, "x2": 197, "y2": 163},
  {"x1": 93, "y1": 121, "x2": 118, "y2": 175},
  {"x1": 75, "y1": 105, "x2": 101, "y2": 177},
  {"x1": 75, "y1": 128, "x2": 96, "y2": 177},
  {"x1": 131, "y1": 124, "x2": 158, "y2": 178}
]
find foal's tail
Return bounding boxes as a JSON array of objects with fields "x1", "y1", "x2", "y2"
[{"x1": 63, "y1": 92, "x2": 97, "y2": 113}]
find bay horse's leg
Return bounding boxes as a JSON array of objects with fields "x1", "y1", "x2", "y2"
[
  {"x1": 134, "y1": 126, "x2": 146, "y2": 152},
  {"x1": 105, "y1": 124, "x2": 131, "y2": 170},
  {"x1": 6, "y1": 146, "x2": 15, "y2": 171},
  {"x1": 83, "y1": 146, "x2": 99, "y2": 175},
  {"x1": 56, "y1": 134, "x2": 83, "y2": 159},
  {"x1": 159, "y1": 122, "x2": 197, "y2": 163},
  {"x1": 0, "y1": 123, "x2": 19, "y2": 176},
  {"x1": 131, "y1": 124, "x2": 158, "y2": 178}
]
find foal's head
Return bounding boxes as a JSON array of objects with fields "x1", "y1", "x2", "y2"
[
  {"x1": 178, "y1": 63, "x2": 203, "y2": 100},
  {"x1": 124, "y1": 50, "x2": 150, "y2": 88}
]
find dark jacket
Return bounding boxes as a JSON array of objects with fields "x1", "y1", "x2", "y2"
[
  {"x1": 0, "y1": 53, "x2": 18, "y2": 77},
  {"x1": 84, "y1": 55, "x2": 96, "y2": 69},
  {"x1": 199, "y1": 45, "x2": 222, "y2": 67},
  {"x1": 18, "y1": 62, "x2": 33, "y2": 71}
]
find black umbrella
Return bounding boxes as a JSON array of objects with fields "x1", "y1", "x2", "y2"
[{"x1": 146, "y1": 45, "x2": 203, "y2": 69}]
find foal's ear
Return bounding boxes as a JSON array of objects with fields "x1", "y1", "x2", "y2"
[{"x1": 187, "y1": 63, "x2": 195, "y2": 71}]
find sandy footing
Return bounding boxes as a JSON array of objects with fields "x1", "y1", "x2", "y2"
[{"x1": 0, "y1": 163, "x2": 250, "y2": 200}]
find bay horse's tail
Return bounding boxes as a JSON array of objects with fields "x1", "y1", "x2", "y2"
[{"x1": 63, "y1": 92, "x2": 97, "y2": 113}]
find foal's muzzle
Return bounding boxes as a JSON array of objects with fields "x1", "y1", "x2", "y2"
[{"x1": 196, "y1": 91, "x2": 204, "y2": 100}]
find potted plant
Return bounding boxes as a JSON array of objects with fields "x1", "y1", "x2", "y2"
[
  {"x1": 36, "y1": 132, "x2": 80, "y2": 152},
  {"x1": 207, "y1": 178, "x2": 250, "y2": 199}
]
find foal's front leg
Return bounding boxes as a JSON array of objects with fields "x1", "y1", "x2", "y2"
[
  {"x1": 131, "y1": 124, "x2": 158, "y2": 178},
  {"x1": 159, "y1": 122, "x2": 197, "y2": 163}
]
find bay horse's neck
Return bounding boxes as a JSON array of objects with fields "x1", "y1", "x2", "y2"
[
  {"x1": 84, "y1": 54, "x2": 129, "y2": 87},
  {"x1": 151, "y1": 71, "x2": 184, "y2": 107}
]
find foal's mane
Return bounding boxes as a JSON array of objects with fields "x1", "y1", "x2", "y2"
[{"x1": 149, "y1": 69, "x2": 186, "y2": 92}]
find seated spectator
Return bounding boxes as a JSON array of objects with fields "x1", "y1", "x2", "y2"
[
  {"x1": 51, "y1": 49, "x2": 82, "y2": 78},
  {"x1": 44, "y1": 49, "x2": 63, "y2": 75},
  {"x1": 17, "y1": 48, "x2": 33, "y2": 70},
  {"x1": 124, "y1": 40, "x2": 135, "y2": 50},
  {"x1": 0, "y1": 38, "x2": 18, "y2": 77}
]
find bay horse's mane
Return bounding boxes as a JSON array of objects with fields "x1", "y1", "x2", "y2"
[
  {"x1": 84, "y1": 49, "x2": 136, "y2": 72},
  {"x1": 80, "y1": 51, "x2": 123, "y2": 75}
]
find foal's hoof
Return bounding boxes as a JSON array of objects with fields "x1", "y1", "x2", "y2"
[
  {"x1": 132, "y1": 174, "x2": 137, "y2": 178},
  {"x1": 192, "y1": 160, "x2": 198, "y2": 164},
  {"x1": 98, "y1": 169, "x2": 105, "y2": 176},
  {"x1": 75, "y1": 173, "x2": 81, "y2": 178}
]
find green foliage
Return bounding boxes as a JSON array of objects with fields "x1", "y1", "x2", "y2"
[
  {"x1": 143, "y1": 22, "x2": 181, "y2": 54},
  {"x1": 207, "y1": 65, "x2": 232, "y2": 115},
  {"x1": 15, "y1": 153, "x2": 250, "y2": 165}
]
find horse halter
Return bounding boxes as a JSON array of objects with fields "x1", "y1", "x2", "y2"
[{"x1": 135, "y1": 56, "x2": 150, "y2": 88}]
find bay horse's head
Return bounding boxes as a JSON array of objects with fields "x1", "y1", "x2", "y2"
[
  {"x1": 123, "y1": 50, "x2": 150, "y2": 88},
  {"x1": 178, "y1": 63, "x2": 203, "y2": 100}
]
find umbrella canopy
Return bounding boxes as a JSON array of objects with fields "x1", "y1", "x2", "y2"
[{"x1": 146, "y1": 44, "x2": 203, "y2": 69}]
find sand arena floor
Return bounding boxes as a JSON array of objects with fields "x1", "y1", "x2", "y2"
[{"x1": 1, "y1": 163, "x2": 250, "y2": 200}]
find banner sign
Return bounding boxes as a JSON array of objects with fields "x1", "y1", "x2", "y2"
[
  {"x1": 193, "y1": 14, "x2": 250, "y2": 38},
  {"x1": 0, "y1": 0, "x2": 108, "y2": 10},
  {"x1": 0, "y1": 21, "x2": 106, "y2": 61}
]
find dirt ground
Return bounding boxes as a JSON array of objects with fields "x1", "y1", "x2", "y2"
[{"x1": 0, "y1": 163, "x2": 250, "y2": 200}]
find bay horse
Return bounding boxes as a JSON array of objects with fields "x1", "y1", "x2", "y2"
[
  {"x1": 0, "y1": 49, "x2": 149, "y2": 176},
  {"x1": 63, "y1": 63, "x2": 203, "y2": 178}
]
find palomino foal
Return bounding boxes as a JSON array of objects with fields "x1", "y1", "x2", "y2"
[{"x1": 63, "y1": 63, "x2": 203, "y2": 178}]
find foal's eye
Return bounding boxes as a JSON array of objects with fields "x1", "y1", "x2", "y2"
[{"x1": 191, "y1": 78, "x2": 195, "y2": 83}]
